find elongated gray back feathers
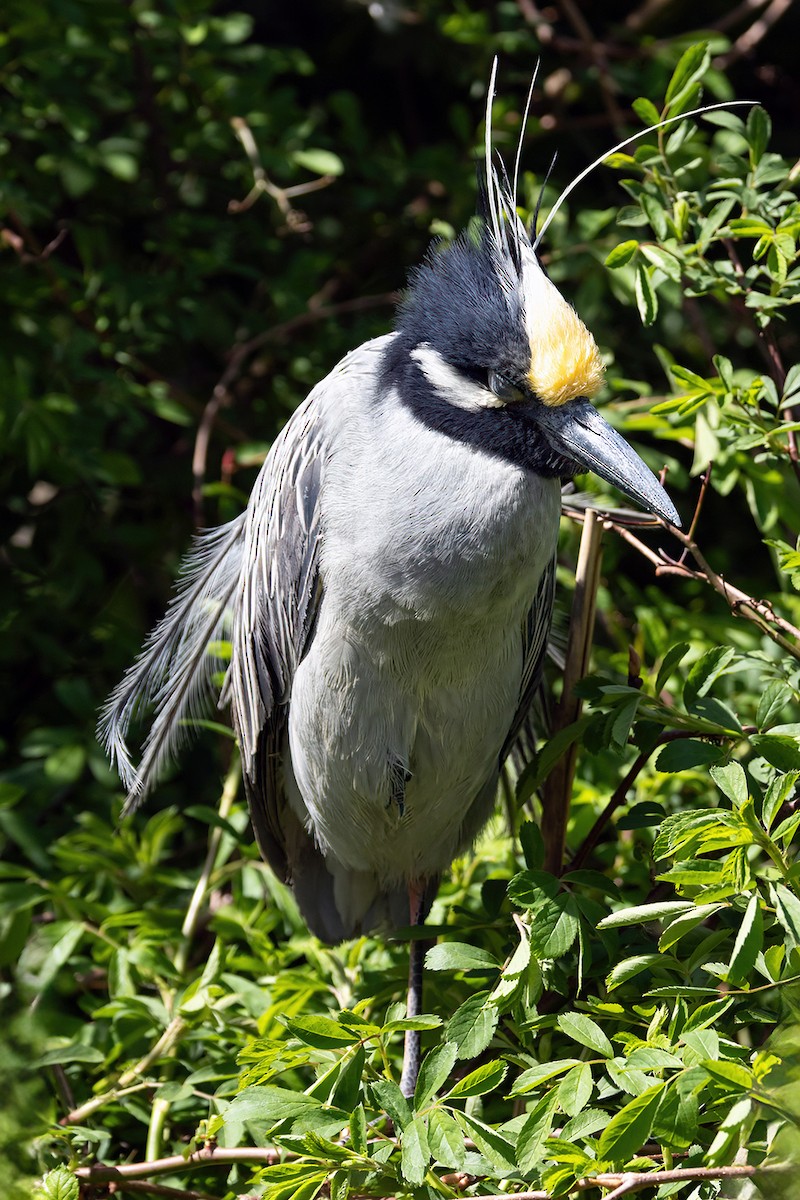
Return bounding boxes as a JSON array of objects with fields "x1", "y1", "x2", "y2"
[{"x1": 98, "y1": 516, "x2": 247, "y2": 812}]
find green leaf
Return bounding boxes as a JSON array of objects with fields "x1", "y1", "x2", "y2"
[
  {"x1": 757, "y1": 681, "x2": 793, "y2": 731},
  {"x1": 557, "y1": 1012, "x2": 613, "y2": 1058},
  {"x1": 751, "y1": 734, "x2": 800, "y2": 771},
  {"x1": 509, "y1": 1059, "x2": 581, "y2": 1096},
  {"x1": 700, "y1": 1059, "x2": 754, "y2": 1090},
  {"x1": 455, "y1": 1111, "x2": 517, "y2": 1172},
  {"x1": 772, "y1": 883, "x2": 800, "y2": 950},
  {"x1": 596, "y1": 1083, "x2": 665, "y2": 1164},
  {"x1": 400, "y1": 1113, "x2": 429, "y2": 1185},
  {"x1": 633, "y1": 96, "x2": 661, "y2": 126},
  {"x1": 350, "y1": 1105, "x2": 368, "y2": 1156},
  {"x1": 763, "y1": 772, "x2": 799, "y2": 831},
  {"x1": 605, "y1": 239, "x2": 639, "y2": 268},
  {"x1": 285, "y1": 1015, "x2": 360, "y2": 1049},
  {"x1": 598, "y1": 900, "x2": 695, "y2": 929},
  {"x1": 558, "y1": 1062, "x2": 593, "y2": 1118},
  {"x1": 683, "y1": 646, "x2": 736, "y2": 706},
  {"x1": 370, "y1": 1079, "x2": 412, "y2": 1129},
  {"x1": 37, "y1": 1041, "x2": 105, "y2": 1067},
  {"x1": 658, "y1": 903, "x2": 727, "y2": 951},
  {"x1": 517, "y1": 716, "x2": 590, "y2": 799},
  {"x1": 445, "y1": 992, "x2": 499, "y2": 1059},
  {"x1": 709, "y1": 761, "x2": 748, "y2": 808},
  {"x1": 655, "y1": 642, "x2": 691, "y2": 695},
  {"x1": 330, "y1": 1044, "x2": 365, "y2": 1113},
  {"x1": 414, "y1": 1040, "x2": 458, "y2": 1108},
  {"x1": 292, "y1": 148, "x2": 344, "y2": 176},
  {"x1": 425, "y1": 942, "x2": 498, "y2": 972},
  {"x1": 446, "y1": 1057, "x2": 507, "y2": 1100},
  {"x1": 427, "y1": 1108, "x2": 466, "y2": 1169},
  {"x1": 727, "y1": 893, "x2": 763, "y2": 987},
  {"x1": 665, "y1": 42, "x2": 710, "y2": 107},
  {"x1": 225, "y1": 1086, "x2": 333, "y2": 1127},
  {"x1": 656, "y1": 739, "x2": 726, "y2": 772},
  {"x1": 606, "y1": 954, "x2": 666, "y2": 991},
  {"x1": 37, "y1": 1167, "x2": 79, "y2": 1200},
  {"x1": 561, "y1": 1107, "x2": 611, "y2": 1141},
  {"x1": 640, "y1": 244, "x2": 681, "y2": 281},
  {"x1": 528, "y1": 895, "x2": 580, "y2": 958},
  {"x1": 652, "y1": 1072, "x2": 701, "y2": 1151},
  {"x1": 383, "y1": 1015, "x2": 443, "y2": 1033},
  {"x1": 507, "y1": 869, "x2": 559, "y2": 910},
  {"x1": 519, "y1": 820, "x2": 545, "y2": 869},
  {"x1": 516, "y1": 1091, "x2": 560, "y2": 1171},
  {"x1": 635, "y1": 262, "x2": 658, "y2": 325},
  {"x1": 747, "y1": 105, "x2": 771, "y2": 165}
]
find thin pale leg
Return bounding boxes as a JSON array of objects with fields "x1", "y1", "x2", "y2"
[{"x1": 399, "y1": 878, "x2": 426, "y2": 1099}]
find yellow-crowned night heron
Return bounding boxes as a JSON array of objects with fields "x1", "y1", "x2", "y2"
[{"x1": 101, "y1": 66, "x2": 680, "y2": 1096}]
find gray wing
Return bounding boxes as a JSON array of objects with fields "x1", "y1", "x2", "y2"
[
  {"x1": 500, "y1": 554, "x2": 557, "y2": 764},
  {"x1": 224, "y1": 335, "x2": 393, "y2": 890},
  {"x1": 223, "y1": 391, "x2": 326, "y2": 880}
]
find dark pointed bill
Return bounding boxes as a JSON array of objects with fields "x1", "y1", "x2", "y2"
[{"x1": 537, "y1": 397, "x2": 680, "y2": 526}]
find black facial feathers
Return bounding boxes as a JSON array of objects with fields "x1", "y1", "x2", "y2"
[{"x1": 394, "y1": 231, "x2": 529, "y2": 381}]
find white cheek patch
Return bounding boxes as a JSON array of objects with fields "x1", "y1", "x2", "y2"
[
  {"x1": 520, "y1": 252, "x2": 605, "y2": 407},
  {"x1": 411, "y1": 344, "x2": 505, "y2": 410}
]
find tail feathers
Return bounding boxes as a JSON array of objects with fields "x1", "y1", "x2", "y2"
[{"x1": 98, "y1": 515, "x2": 247, "y2": 812}]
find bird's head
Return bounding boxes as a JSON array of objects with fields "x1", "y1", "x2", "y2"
[{"x1": 392, "y1": 65, "x2": 680, "y2": 528}]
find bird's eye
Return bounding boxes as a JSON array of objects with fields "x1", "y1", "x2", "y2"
[{"x1": 488, "y1": 370, "x2": 525, "y2": 404}]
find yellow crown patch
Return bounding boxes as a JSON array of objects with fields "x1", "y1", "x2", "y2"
[{"x1": 522, "y1": 255, "x2": 605, "y2": 407}]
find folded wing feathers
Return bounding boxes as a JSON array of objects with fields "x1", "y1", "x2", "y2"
[{"x1": 225, "y1": 405, "x2": 325, "y2": 778}]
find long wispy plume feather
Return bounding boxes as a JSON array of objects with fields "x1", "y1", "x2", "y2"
[
  {"x1": 98, "y1": 516, "x2": 246, "y2": 813},
  {"x1": 533, "y1": 99, "x2": 755, "y2": 249},
  {"x1": 512, "y1": 59, "x2": 540, "y2": 216},
  {"x1": 484, "y1": 56, "x2": 502, "y2": 250}
]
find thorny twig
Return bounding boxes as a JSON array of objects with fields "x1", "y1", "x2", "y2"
[{"x1": 562, "y1": 500, "x2": 800, "y2": 661}]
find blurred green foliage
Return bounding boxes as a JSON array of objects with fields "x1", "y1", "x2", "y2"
[{"x1": 3, "y1": 2, "x2": 800, "y2": 1198}]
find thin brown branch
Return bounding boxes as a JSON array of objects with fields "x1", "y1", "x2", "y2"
[
  {"x1": 100, "y1": 1179, "x2": 218, "y2": 1199},
  {"x1": 555, "y1": 0, "x2": 625, "y2": 133},
  {"x1": 564, "y1": 502, "x2": 800, "y2": 661},
  {"x1": 62, "y1": 1017, "x2": 187, "y2": 1126},
  {"x1": 712, "y1": 0, "x2": 771, "y2": 34},
  {"x1": 228, "y1": 116, "x2": 334, "y2": 226},
  {"x1": 625, "y1": 0, "x2": 679, "y2": 30},
  {"x1": 542, "y1": 510, "x2": 604, "y2": 873},
  {"x1": 593, "y1": 1162, "x2": 787, "y2": 1197},
  {"x1": 569, "y1": 731, "x2": 711, "y2": 871},
  {"x1": 190, "y1": 292, "x2": 396, "y2": 523},
  {"x1": 570, "y1": 746, "x2": 650, "y2": 871},
  {"x1": 75, "y1": 1145, "x2": 282, "y2": 1184},
  {"x1": 678, "y1": 462, "x2": 712, "y2": 564},
  {"x1": 1, "y1": 223, "x2": 68, "y2": 263},
  {"x1": 713, "y1": 0, "x2": 794, "y2": 68}
]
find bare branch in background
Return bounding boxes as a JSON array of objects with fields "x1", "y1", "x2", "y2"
[
  {"x1": 192, "y1": 293, "x2": 396, "y2": 524},
  {"x1": 228, "y1": 116, "x2": 335, "y2": 228}
]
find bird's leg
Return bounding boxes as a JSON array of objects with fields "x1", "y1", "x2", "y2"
[{"x1": 399, "y1": 878, "x2": 426, "y2": 1099}]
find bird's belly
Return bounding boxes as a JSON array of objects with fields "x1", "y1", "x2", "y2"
[
  {"x1": 287, "y1": 614, "x2": 522, "y2": 880},
  {"x1": 287, "y1": 451, "x2": 561, "y2": 880}
]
